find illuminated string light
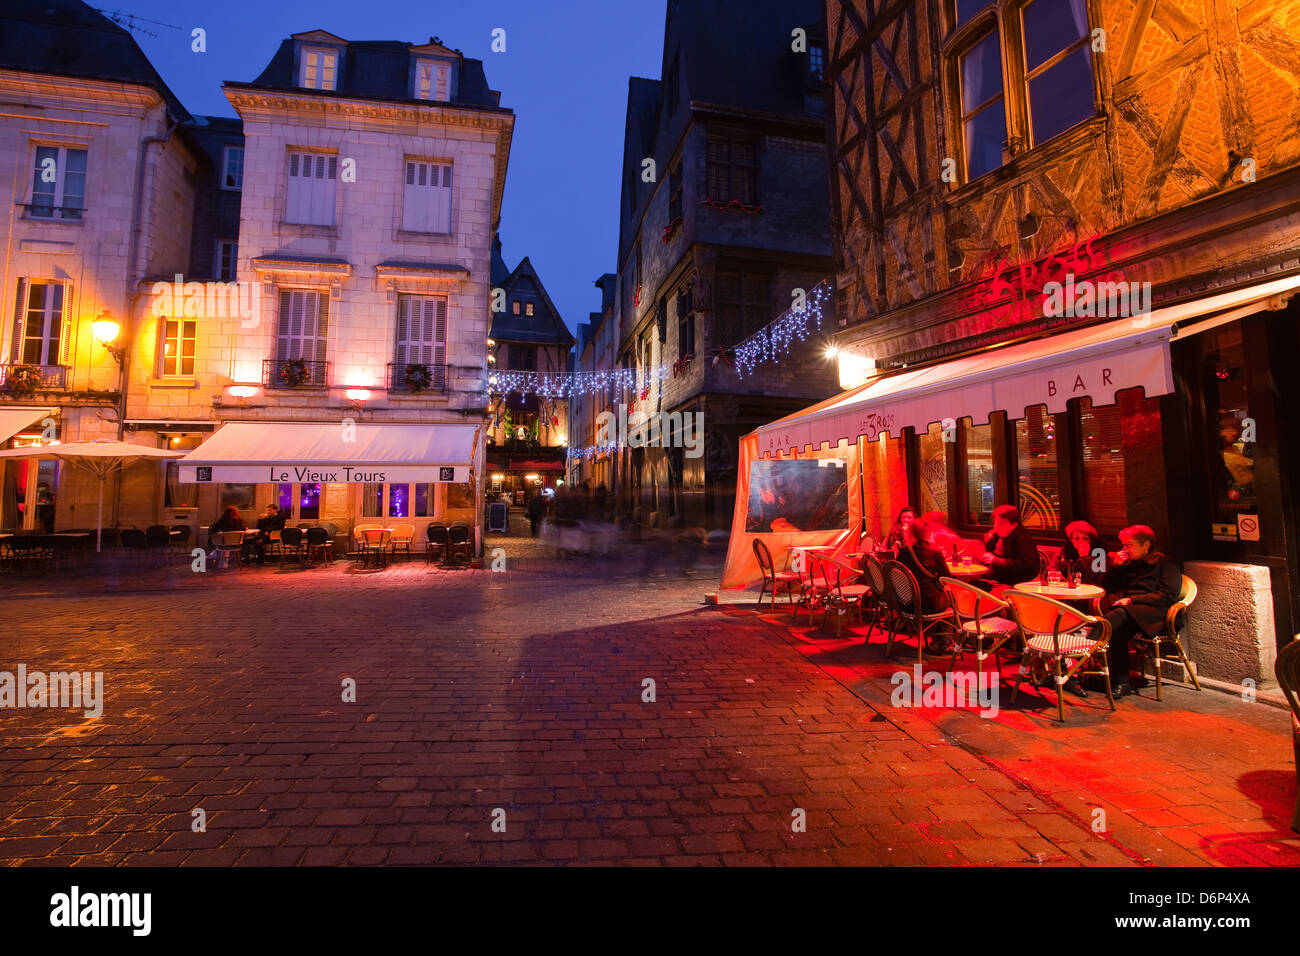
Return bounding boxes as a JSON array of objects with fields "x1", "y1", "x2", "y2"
[{"x1": 733, "y1": 280, "x2": 832, "y2": 378}]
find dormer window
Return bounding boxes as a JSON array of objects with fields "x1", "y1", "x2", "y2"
[
  {"x1": 300, "y1": 46, "x2": 339, "y2": 91},
  {"x1": 415, "y1": 58, "x2": 451, "y2": 101}
]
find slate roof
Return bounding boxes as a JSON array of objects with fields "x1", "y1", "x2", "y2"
[
  {"x1": 0, "y1": 0, "x2": 191, "y2": 121},
  {"x1": 229, "y1": 32, "x2": 505, "y2": 112},
  {"x1": 489, "y1": 254, "x2": 574, "y2": 348}
]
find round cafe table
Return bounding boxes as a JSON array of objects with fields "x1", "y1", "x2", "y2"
[
  {"x1": 1013, "y1": 581, "x2": 1105, "y2": 602},
  {"x1": 946, "y1": 562, "x2": 989, "y2": 578}
]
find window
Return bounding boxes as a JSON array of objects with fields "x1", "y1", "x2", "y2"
[
  {"x1": 950, "y1": 0, "x2": 1096, "y2": 181},
  {"x1": 714, "y1": 262, "x2": 770, "y2": 344},
  {"x1": 666, "y1": 57, "x2": 680, "y2": 116},
  {"x1": 362, "y1": 483, "x2": 382, "y2": 518},
  {"x1": 402, "y1": 160, "x2": 452, "y2": 233},
  {"x1": 286, "y1": 152, "x2": 337, "y2": 225},
  {"x1": 510, "y1": 344, "x2": 537, "y2": 371},
  {"x1": 525, "y1": 302, "x2": 534, "y2": 317},
  {"x1": 512, "y1": 300, "x2": 520, "y2": 315},
  {"x1": 30, "y1": 146, "x2": 86, "y2": 220},
  {"x1": 221, "y1": 146, "x2": 243, "y2": 190},
  {"x1": 677, "y1": 294, "x2": 694, "y2": 358},
  {"x1": 861, "y1": 433, "x2": 909, "y2": 539},
  {"x1": 919, "y1": 422, "x2": 950, "y2": 518},
  {"x1": 159, "y1": 319, "x2": 196, "y2": 377},
  {"x1": 961, "y1": 417, "x2": 999, "y2": 525},
  {"x1": 809, "y1": 45, "x2": 825, "y2": 82},
  {"x1": 164, "y1": 462, "x2": 198, "y2": 508},
  {"x1": 276, "y1": 289, "x2": 328, "y2": 371},
  {"x1": 414, "y1": 58, "x2": 450, "y2": 101},
  {"x1": 215, "y1": 240, "x2": 237, "y2": 281},
  {"x1": 634, "y1": 240, "x2": 642, "y2": 306},
  {"x1": 277, "y1": 483, "x2": 294, "y2": 516},
  {"x1": 669, "y1": 163, "x2": 682, "y2": 223},
  {"x1": 10, "y1": 280, "x2": 66, "y2": 366},
  {"x1": 1021, "y1": 0, "x2": 1094, "y2": 145},
  {"x1": 1015, "y1": 405, "x2": 1060, "y2": 530},
  {"x1": 414, "y1": 483, "x2": 432, "y2": 517},
  {"x1": 300, "y1": 46, "x2": 338, "y2": 90},
  {"x1": 706, "y1": 136, "x2": 758, "y2": 205},
  {"x1": 388, "y1": 484, "x2": 410, "y2": 518},
  {"x1": 1198, "y1": 328, "x2": 1254, "y2": 529},
  {"x1": 299, "y1": 483, "x2": 321, "y2": 520},
  {"x1": 958, "y1": 30, "x2": 1006, "y2": 180},
  {"x1": 220, "y1": 483, "x2": 254, "y2": 512},
  {"x1": 394, "y1": 295, "x2": 447, "y2": 386}
]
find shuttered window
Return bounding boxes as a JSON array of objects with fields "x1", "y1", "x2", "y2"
[
  {"x1": 276, "y1": 289, "x2": 328, "y2": 365},
  {"x1": 394, "y1": 295, "x2": 447, "y2": 385},
  {"x1": 11, "y1": 279, "x2": 69, "y2": 366},
  {"x1": 706, "y1": 137, "x2": 758, "y2": 205},
  {"x1": 30, "y1": 146, "x2": 86, "y2": 220},
  {"x1": 1080, "y1": 396, "x2": 1127, "y2": 533},
  {"x1": 402, "y1": 160, "x2": 452, "y2": 233},
  {"x1": 285, "y1": 152, "x2": 337, "y2": 225},
  {"x1": 415, "y1": 59, "x2": 450, "y2": 101}
]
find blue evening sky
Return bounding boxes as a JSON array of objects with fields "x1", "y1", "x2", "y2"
[{"x1": 110, "y1": 0, "x2": 667, "y2": 335}]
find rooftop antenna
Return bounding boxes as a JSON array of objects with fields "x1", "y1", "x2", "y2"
[{"x1": 92, "y1": 8, "x2": 182, "y2": 40}]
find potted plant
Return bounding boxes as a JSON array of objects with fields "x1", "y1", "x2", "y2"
[
  {"x1": 4, "y1": 364, "x2": 42, "y2": 397},
  {"x1": 403, "y1": 363, "x2": 434, "y2": 392},
  {"x1": 279, "y1": 358, "x2": 310, "y2": 386}
]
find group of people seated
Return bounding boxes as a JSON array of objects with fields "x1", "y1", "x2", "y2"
[
  {"x1": 875, "y1": 503, "x2": 1182, "y2": 699},
  {"x1": 207, "y1": 504, "x2": 288, "y2": 566}
]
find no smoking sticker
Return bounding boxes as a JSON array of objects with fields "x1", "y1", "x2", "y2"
[{"x1": 1237, "y1": 514, "x2": 1260, "y2": 542}]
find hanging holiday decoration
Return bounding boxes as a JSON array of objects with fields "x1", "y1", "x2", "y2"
[
  {"x1": 487, "y1": 365, "x2": 666, "y2": 399},
  {"x1": 732, "y1": 280, "x2": 832, "y2": 378}
]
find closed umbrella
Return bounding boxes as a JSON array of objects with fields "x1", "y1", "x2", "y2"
[{"x1": 0, "y1": 440, "x2": 183, "y2": 552}]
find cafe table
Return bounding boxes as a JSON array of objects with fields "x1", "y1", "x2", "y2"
[
  {"x1": 947, "y1": 562, "x2": 989, "y2": 578},
  {"x1": 1013, "y1": 581, "x2": 1105, "y2": 602}
]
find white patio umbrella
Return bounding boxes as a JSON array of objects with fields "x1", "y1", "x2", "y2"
[{"x1": 0, "y1": 440, "x2": 183, "y2": 552}]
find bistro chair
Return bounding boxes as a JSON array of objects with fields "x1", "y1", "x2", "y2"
[
  {"x1": 360, "y1": 528, "x2": 392, "y2": 568},
  {"x1": 170, "y1": 525, "x2": 193, "y2": 554},
  {"x1": 813, "y1": 554, "x2": 870, "y2": 637},
  {"x1": 1272, "y1": 636, "x2": 1300, "y2": 833},
  {"x1": 265, "y1": 529, "x2": 282, "y2": 560},
  {"x1": 145, "y1": 525, "x2": 172, "y2": 563},
  {"x1": 859, "y1": 531, "x2": 878, "y2": 557},
  {"x1": 1005, "y1": 590, "x2": 1114, "y2": 723},
  {"x1": 861, "y1": 554, "x2": 891, "y2": 643},
  {"x1": 121, "y1": 528, "x2": 150, "y2": 566},
  {"x1": 883, "y1": 560, "x2": 952, "y2": 666},
  {"x1": 941, "y1": 578, "x2": 1020, "y2": 677},
  {"x1": 1129, "y1": 575, "x2": 1203, "y2": 701},
  {"x1": 9, "y1": 534, "x2": 52, "y2": 575},
  {"x1": 446, "y1": 523, "x2": 472, "y2": 567},
  {"x1": 305, "y1": 527, "x2": 333, "y2": 565},
  {"x1": 790, "y1": 547, "x2": 824, "y2": 621},
  {"x1": 389, "y1": 523, "x2": 416, "y2": 561},
  {"x1": 752, "y1": 539, "x2": 799, "y2": 610},
  {"x1": 352, "y1": 524, "x2": 381, "y2": 556},
  {"x1": 425, "y1": 523, "x2": 449, "y2": 564},
  {"x1": 278, "y1": 527, "x2": 306, "y2": 567},
  {"x1": 210, "y1": 530, "x2": 246, "y2": 571}
]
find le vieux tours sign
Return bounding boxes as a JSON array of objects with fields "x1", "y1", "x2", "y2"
[{"x1": 179, "y1": 464, "x2": 470, "y2": 483}]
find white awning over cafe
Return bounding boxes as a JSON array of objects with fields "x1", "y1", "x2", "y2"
[
  {"x1": 0, "y1": 406, "x2": 56, "y2": 445},
  {"x1": 178, "y1": 422, "x2": 478, "y2": 484}
]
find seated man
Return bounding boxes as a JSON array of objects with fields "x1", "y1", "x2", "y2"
[
  {"x1": 248, "y1": 503, "x2": 287, "y2": 565},
  {"x1": 1098, "y1": 524, "x2": 1182, "y2": 698},
  {"x1": 978, "y1": 504, "x2": 1039, "y2": 590}
]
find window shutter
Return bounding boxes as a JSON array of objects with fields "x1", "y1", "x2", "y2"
[
  {"x1": 436, "y1": 164, "x2": 451, "y2": 231},
  {"x1": 394, "y1": 297, "x2": 410, "y2": 367},
  {"x1": 57, "y1": 281, "x2": 72, "y2": 365},
  {"x1": 286, "y1": 153, "x2": 305, "y2": 223},
  {"x1": 315, "y1": 292, "x2": 329, "y2": 366},
  {"x1": 434, "y1": 297, "x2": 447, "y2": 386},
  {"x1": 276, "y1": 289, "x2": 292, "y2": 359},
  {"x1": 10, "y1": 277, "x2": 26, "y2": 363}
]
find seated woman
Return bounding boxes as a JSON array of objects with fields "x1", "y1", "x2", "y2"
[
  {"x1": 1054, "y1": 520, "x2": 1106, "y2": 586},
  {"x1": 898, "y1": 516, "x2": 951, "y2": 614},
  {"x1": 883, "y1": 505, "x2": 917, "y2": 553},
  {"x1": 207, "y1": 506, "x2": 246, "y2": 560}
]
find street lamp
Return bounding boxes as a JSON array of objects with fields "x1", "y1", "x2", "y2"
[{"x1": 92, "y1": 312, "x2": 124, "y2": 366}]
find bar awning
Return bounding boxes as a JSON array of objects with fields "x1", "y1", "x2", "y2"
[
  {"x1": 755, "y1": 274, "x2": 1300, "y2": 457},
  {"x1": 178, "y1": 422, "x2": 478, "y2": 484},
  {"x1": 0, "y1": 407, "x2": 56, "y2": 445}
]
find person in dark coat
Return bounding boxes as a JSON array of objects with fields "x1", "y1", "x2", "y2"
[
  {"x1": 979, "y1": 504, "x2": 1040, "y2": 588},
  {"x1": 1098, "y1": 524, "x2": 1182, "y2": 697},
  {"x1": 525, "y1": 494, "x2": 545, "y2": 537},
  {"x1": 898, "y1": 517, "x2": 951, "y2": 614},
  {"x1": 248, "y1": 503, "x2": 287, "y2": 565},
  {"x1": 1054, "y1": 520, "x2": 1106, "y2": 586}
]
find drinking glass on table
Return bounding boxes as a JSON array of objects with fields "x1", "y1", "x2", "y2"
[{"x1": 1047, "y1": 567, "x2": 1063, "y2": 586}]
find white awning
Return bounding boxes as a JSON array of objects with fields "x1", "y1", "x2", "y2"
[
  {"x1": 0, "y1": 407, "x2": 55, "y2": 445},
  {"x1": 178, "y1": 422, "x2": 478, "y2": 484},
  {"x1": 755, "y1": 273, "x2": 1300, "y2": 457}
]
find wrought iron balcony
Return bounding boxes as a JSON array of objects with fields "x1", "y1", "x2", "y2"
[
  {"x1": 22, "y1": 203, "x2": 84, "y2": 221},
  {"x1": 0, "y1": 363, "x2": 69, "y2": 392},
  {"x1": 387, "y1": 362, "x2": 448, "y2": 393},
  {"x1": 263, "y1": 358, "x2": 329, "y2": 388}
]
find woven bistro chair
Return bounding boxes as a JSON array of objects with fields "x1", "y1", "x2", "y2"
[
  {"x1": 861, "y1": 553, "x2": 892, "y2": 643},
  {"x1": 883, "y1": 559, "x2": 952, "y2": 666},
  {"x1": 813, "y1": 554, "x2": 871, "y2": 637},
  {"x1": 1273, "y1": 637, "x2": 1300, "y2": 833},
  {"x1": 446, "y1": 523, "x2": 472, "y2": 567},
  {"x1": 752, "y1": 539, "x2": 799, "y2": 610},
  {"x1": 389, "y1": 523, "x2": 416, "y2": 561},
  {"x1": 305, "y1": 527, "x2": 333, "y2": 565},
  {"x1": 425, "y1": 523, "x2": 449, "y2": 564},
  {"x1": 211, "y1": 530, "x2": 246, "y2": 571},
  {"x1": 1005, "y1": 590, "x2": 1114, "y2": 723},
  {"x1": 941, "y1": 577, "x2": 1021, "y2": 677},
  {"x1": 790, "y1": 546, "x2": 825, "y2": 621},
  {"x1": 279, "y1": 527, "x2": 306, "y2": 567},
  {"x1": 1128, "y1": 575, "x2": 1203, "y2": 701},
  {"x1": 361, "y1": 528, "x2": 392, "y2": 568}
]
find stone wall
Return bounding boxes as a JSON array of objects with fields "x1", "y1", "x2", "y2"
[{"x1": 1184, "y1": 560, "x2": 1278, "y2": 685}]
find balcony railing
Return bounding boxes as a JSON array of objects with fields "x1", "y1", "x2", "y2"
[
  {"x1": 263, "y1": 358, "x2": 329, "y2": 388},
  {"x1": 21, "y1": 203, "x2": 84, "y2": 221},
  {"x1": 387, "y1": 362, "x2": 448, "y2": 393},
  {"x1": 0, "y1": 363, "x2": 69, "y2": 392}
]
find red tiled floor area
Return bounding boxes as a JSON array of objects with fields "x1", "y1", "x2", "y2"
[{"x1": 0, "y1": 540, "x2": 1296, "y2": 866}]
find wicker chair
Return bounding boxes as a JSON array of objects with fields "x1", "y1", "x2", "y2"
[
  {"x1": 1006, "y1": 590, "x2": 1114, "y2": 722},
  {"x1": 941, "y1": 577, "x2": 1020, "y2": 677},
  {"x1": 1273, "y1": 637, "x2": 1300, "y2": 833},
  {"x1": 813, "y1": 554, "x2": 871, "y2": 636},
  {"x1": 279, "y1": 527, "x2": 306, "y2": 567},
  {"x1": 1129, "y1": 575, "x2": 1202, "y2": 701},
  {"x1": 210, "y1": 530, "x2": 246, "y2": 570},
  {"x1": 883, "y1": 559, "x2": 952, "y2": 666},
  {"x1": 425, "y1": 523, "x2": 449, "y2": 564},
  {"x1": 862, "y1": 554, "x2": 891, "y2": 643},
  {"x1": 753, "y1": 539, "x2": 799, "y2": 610}
]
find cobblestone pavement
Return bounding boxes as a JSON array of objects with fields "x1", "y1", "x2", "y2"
[{"x1": 0, "y1": 522, "x2": 1296, "y2": 866}]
